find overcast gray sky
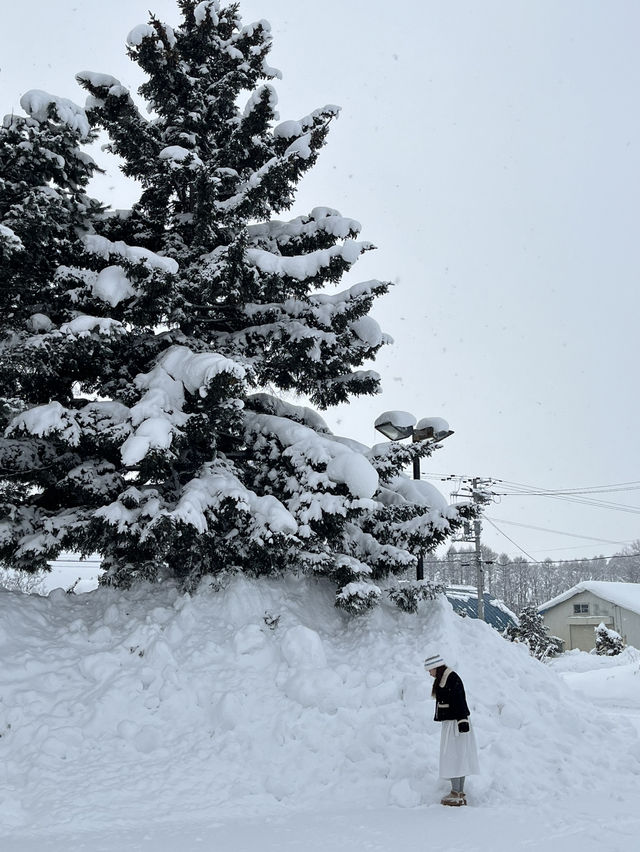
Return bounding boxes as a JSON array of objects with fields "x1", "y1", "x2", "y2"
[{"x1": 2, "y1": 0, "x2": 639, "y2": 562}]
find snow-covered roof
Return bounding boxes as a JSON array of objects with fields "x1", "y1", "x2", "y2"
[
  {"x1": 539, "y1": 581, "x2": 640, "y2": 616},
  {"x1": 445, "y1": 585, "x2": 516, "y2": 630}
]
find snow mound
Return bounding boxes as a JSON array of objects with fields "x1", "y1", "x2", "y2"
[{"x1": 0, "y1": 576, "x2": 636, "y2": 842}]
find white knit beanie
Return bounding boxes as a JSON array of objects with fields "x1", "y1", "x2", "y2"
[{"x1": 424, "y1": 652, "x2": 446, "y2": 670}]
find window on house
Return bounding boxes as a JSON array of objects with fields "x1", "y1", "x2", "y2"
[{"x1": 573, "y1": 603, "x2": 589, "y2": 614}]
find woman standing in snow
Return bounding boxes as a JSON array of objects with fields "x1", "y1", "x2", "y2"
[{"x1": 425, "y1": 652, "x2": 479, "y2": 807}]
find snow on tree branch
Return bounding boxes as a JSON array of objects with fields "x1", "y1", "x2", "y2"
[
  {"x1": 19, "y1": 90, "x2": 91, "y2": 140},
  {"x1": 160, "y1": 459, "x2": 297, "y2": 536},
  {"x1": 84, "y1": 235, "x2": 179, "y2": 274},
  {"x1": 244, "y1": 411, "x2": 379, "y2": 500},
  {"x1": 121, "y1": 345, "x2": 246, "y2": 466},
  {"x1": 245, "y1": 240, "x2": 370, "y2": 281}
]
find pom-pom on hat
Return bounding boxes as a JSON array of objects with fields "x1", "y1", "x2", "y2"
[{"x1": 424, "y1": 652, "x2": 446, "y2": 670}]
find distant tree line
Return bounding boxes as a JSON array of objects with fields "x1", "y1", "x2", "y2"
[{"x1": 424, "y1": 540, "x2": 640, "y2": 613}]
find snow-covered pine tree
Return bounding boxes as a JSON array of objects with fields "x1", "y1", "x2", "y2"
[
  {"x1": 505, "y1": 605, "x2": 561, "y2": 660},
  {"x1": 594, "y1": 622, "x2": 623, "y2": 656},
  {"x1": 0, "y1": 0, "x2": 470, "y2": 609},
  {"x1": 0, "y1": 89, "x2": 105, "y2": 554}
]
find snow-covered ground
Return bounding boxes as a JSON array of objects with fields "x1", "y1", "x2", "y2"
[{"x1": 1, "y1": 575, "x2": 639, "y2": 851}]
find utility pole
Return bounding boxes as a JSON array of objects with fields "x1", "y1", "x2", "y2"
[
  {"x1": 452, "y1": 477, "x2": 492, "y2": 622},
  {"x1": 472, "y1": 478, "x2": 485, "y2": 621}
]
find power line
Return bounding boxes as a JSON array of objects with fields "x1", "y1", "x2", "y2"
[
  {"x1": 422, "y1": 472, "x2": 639, "y2": 557},
  {"x1": 426, "y1": 551, "x2": 639, "y2": 568},
  {"x1": 477, "y1": 476, "x2": 640, "y2": 514},
  {"x1": 486, "y1": 516, "x2": 630, "y2": 545},
  {"x1": 437, "y1": 475, "x2": 640, "y2": 515},
  {"x1": 422, "y1": 472, "x2": 640, "y2": 501},
  {"x1": 47, "y1": 551, "x2": 640, "y2": 572},
  {"x1": 484, "y1": 517, "x2": 536, "y2": 562},
  {"x1": 530, "y1": 543, "x2": 626, "y2": 554},
  {"x1": 422, "y1": 473, "x2": 640, "y2": 489},
  {"x1": 492, "y1": 477, "x2": 640, "y2": 495},
  {"x1": 490, "y1": 486, "x2": 640, "y2": 516},
  {"x1": 535, "y1": 552, "x2": 637, "y2": 566}
]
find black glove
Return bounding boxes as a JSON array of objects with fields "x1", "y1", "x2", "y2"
[{"x1": 457, "y1": 720, "x2": 470, "y2": 733}]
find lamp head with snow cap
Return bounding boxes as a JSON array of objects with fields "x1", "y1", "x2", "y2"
[{"x1": 424, "y1": 652, "x2": 446, "y2": 674}]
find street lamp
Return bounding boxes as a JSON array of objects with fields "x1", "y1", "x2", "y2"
[{"x1": 374, "y1": 410, "x2": 454, "y2": 580}]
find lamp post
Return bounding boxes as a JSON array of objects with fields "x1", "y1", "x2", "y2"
[{"x1": 374, "y1": 411, "x2": 454, "y2": 581}]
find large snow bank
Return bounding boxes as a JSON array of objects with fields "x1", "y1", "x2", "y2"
[
  {"x1": 548, "y1": 647, "x2": 640, "y2": 709},
  {"x1": 0, "y1": 576, "x2": 637, "y2": 845}
]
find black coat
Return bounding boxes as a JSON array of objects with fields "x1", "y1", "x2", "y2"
[{"x1": 433, "y1": 668, "x2": 470, "y2": 722}]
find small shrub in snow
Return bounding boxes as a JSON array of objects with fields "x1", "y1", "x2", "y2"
[
  {"x1": 335, "y1": 581, "x2": 381, "y2": 615},
  {"x1": 263, "y1": 611, "x2": 281, "y2": 631},
  {"x1": 594, "y1": 622, "x2": 624, "y2": 656},
  {"x1": 387, "y1": 580, "x2": 445, "y2": 614}
]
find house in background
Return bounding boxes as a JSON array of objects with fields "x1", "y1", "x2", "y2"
[
  {"x1": 446, "y1": 585, "x2": 516, "y2": 632},
  {"x1": 539, "y1": 581, "x2": 640, "y2": 651}
]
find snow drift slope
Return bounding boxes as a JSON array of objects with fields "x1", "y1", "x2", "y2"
[{"x1": 0, "y1": 576, "x2": 638, "y2": 842}]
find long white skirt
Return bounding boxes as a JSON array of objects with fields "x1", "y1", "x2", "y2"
[{"x1": 439, "y1": 720, "x2": 480, "y2": 779}]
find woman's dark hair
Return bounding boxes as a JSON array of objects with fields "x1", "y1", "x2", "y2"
[{"x1": 430, "y1": 664, "x2": 447, "y2": 697}]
